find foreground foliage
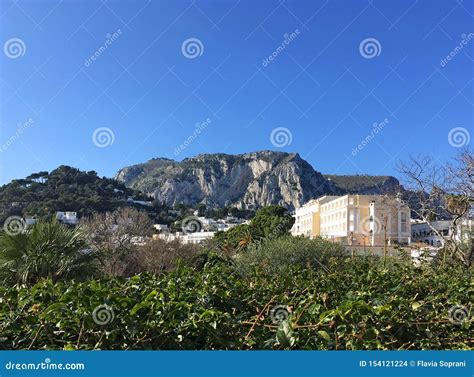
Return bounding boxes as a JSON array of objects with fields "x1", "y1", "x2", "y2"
[
  {"x1": 1, "y1": 252, "x2": 471, "y2": 350},
  {"x1": 0, "y1": 220, "x2": 97, "y2": 286}
]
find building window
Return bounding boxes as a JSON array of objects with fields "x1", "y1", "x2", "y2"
[{"x1": 401, "y1": 212, "x2": 407, "y2": 233}]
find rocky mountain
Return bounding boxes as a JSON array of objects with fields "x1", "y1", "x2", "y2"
[
  {"x1": 116, "y1": 151, "x2": 341, "y2": 209},
  {"x1": 115, "y1": 151, "x2": 404, "y2": 210}
]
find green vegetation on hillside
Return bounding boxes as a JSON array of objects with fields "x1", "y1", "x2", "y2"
[
  {"x1": 0, "y1": 166, "x2": 150, "y2": 223},
  {"x1": 324, "y1": 174, "x2": 399, "y2": 193}
]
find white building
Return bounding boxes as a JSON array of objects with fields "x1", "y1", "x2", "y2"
[
  {"x1": 153, "y1": 224, "x2": 169, "y2": 232},
  {"x1": 291, "y1": 197, "x2": 337, "y2": 238},
  {"x1": 56, "y1": 211, "x2": 78, "y2": 225},
  {"x1": 154, "y1": 215, "x2": 247, "y2": 245},
  {"x1": 155, "y1": 231, "x2": 215, "y2": 244},
  {"x1": 292, "y1": 194, "x2": 411, "y2": 246},
  {"x1": 411, "y1": 218, "x2": 473, "y2": 248},
  {"x1": 25, "y1": 217, "x2": 37, "y2": 226},
  {"x1": 411, "y1": 220, "x2": 449, "y2": 247}
]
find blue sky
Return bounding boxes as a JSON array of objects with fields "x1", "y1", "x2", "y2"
[{"x1": 0, "y1": 0, "x2": 472, "y2": 185}]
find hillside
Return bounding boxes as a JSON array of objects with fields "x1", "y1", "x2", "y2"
[
  {"x1": 0, "y1": 166, "x2": 151, "y2": 223},
  {"x1": 0, "y1": 152, "x2": 408, "y2": 221}
]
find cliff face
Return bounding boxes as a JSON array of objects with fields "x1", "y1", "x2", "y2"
[
  {"x1": 115, "y1": 151, "x2": 339, "y2": 209},
  {"x1": 115, "y1": 151, "x2": 406, "y2": 209}
]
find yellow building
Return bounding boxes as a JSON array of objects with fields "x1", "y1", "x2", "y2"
[{"x1": 292, "y1": 194, "x2": 410, "y2": 246}]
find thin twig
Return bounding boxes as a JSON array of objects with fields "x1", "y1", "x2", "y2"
[
  {"x1": 245, "y1": 295, "x2": 277, "y2": 339},
  {"x1": 76, "y1": 319, "x2": 85, "y2": 349},
  {"x1": 28, "y1": 324, "x2": 44, "y2": 350}
]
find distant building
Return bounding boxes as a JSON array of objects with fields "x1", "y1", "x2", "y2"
[
  {"x1": 153, "y1": 215, "x2": 246, "y2": 245},
  {"x1": 25, "y1": 217, "x2": 37, "y2": 226},
  {"x1": 291, "y1": 196, "x2": 338, "y2": 238},
  {"x1": 130, "y1": 236, "x2": 150, "y2": 246},
  {"x1": 292, "y1": 194, "x2": 411, "y2": 246},
  {"x1": 411, "y1": 218, "x2": 473, "y2": 248},
  {"x1": 153, "y1": 224, "x2": 169, "y2": 232},
  {"x1": 56, "y1": 211, "x2": 78, "y2": 225},
  {"x1": 154, "y1": 231, "x2": 215, "y2": 244},
  {"x1": 411, "y1": 220, "x2": 450, "y2": 248},
  {"x1": 184, "y1": 231, "x2": 216, "y2": 244}
]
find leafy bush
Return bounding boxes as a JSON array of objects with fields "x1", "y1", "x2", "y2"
[
  {"x1": 125, "y1": 239, "x2": 204, "y2": 275},
  {"x1": 0, "y1": 257, "x2": 471, "y2": 350},
  {"x1": 236, "y1": 236, "x2": 345, "y2": 276}
]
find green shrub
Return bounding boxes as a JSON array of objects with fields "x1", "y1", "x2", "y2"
[
  {"x1": 0, "y1": 257, "x2": 471, "y2": 350},
  {"x1": 236, "y1": 236, "x2": 346, "y2": 276}
]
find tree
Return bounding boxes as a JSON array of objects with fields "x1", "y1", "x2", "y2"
[
  {"x1": 250, "y1": 205, "x2": 295, "y2": 239},
  {"x1": 214, "y1": 224, "x2": 253, "y2": 251},
  {"x1": 214, "y1": 205, "x2": 295, "y2": 251},
  {"x1": 197, "y1": 203, "x2": 207, "y2": 217},
  {"x1": 398, "y1": 150, "x2": 473, "y2": 267},
  {"x1": 81, "y1": 207, "x2": 152, "y2": 276},
  {"x1": 0, "y1": 219, "x2": 97, "y2": 286}
]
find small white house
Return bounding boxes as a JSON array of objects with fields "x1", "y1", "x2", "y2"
[
  {"x1": 25, "y1": 217, "x2": 37, "y2": 226},
  {"x1": 56, "y1": 211, "x2": 78, "y2": 225},
  {"x1": 411, "y1": 220, "x2": 451, "y2": 248},
  {"x1": 155, "y1": 231, "x2": 215, "y2": 244},
  {"x1": 153, "y1": 224, "x2": 169, "y2": 232}
]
